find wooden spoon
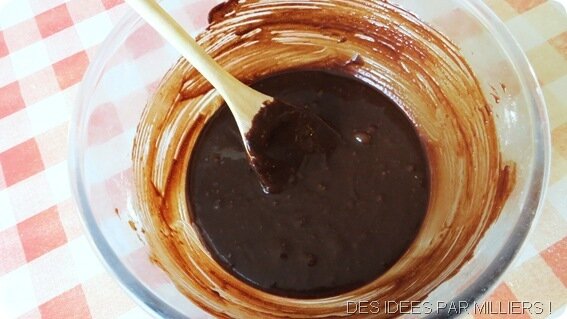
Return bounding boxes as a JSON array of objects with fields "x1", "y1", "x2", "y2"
[{"x1": 126, "y1": 0, "x2": 339, "y2": 193}]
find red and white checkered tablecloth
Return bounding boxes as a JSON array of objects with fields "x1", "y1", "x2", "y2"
[{"x1": 0, "y1": 0, "x2": 565, "y2": 318}]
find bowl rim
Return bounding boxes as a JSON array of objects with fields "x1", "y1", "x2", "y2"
[
  {"x1": 427, "y1": 0, "x2": 551, "y2": 316},
  {"x1": 68, "y1": 3, "x2": 191, "y2": 318},
  {"x1": 68, "y1": 0, "x2": 551, "y2": 318}
]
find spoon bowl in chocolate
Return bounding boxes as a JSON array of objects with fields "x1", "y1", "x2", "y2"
[{"x1": 126, "y1": 0, "x2": 339, "y2": 193}]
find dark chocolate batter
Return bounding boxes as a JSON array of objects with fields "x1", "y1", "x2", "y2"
[{"x1": 187, "y1": 70, "x2": 429, "y2": 298}]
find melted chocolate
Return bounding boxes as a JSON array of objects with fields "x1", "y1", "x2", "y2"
[{"x1": 187, "y1": 70, "x2": 429, "y2": 298}]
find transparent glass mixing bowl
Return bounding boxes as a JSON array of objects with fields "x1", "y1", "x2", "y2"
[{"x1": 69, "y1": 0, "x2": 550, "y2": 317}]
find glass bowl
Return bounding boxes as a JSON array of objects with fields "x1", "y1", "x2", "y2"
[{"x1": 69, "y1": 0, "x2": 550, "y2": 317}]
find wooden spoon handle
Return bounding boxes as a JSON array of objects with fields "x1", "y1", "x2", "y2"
[{"x1": 126, "y1": 0, "x2": 270, "y2": 131}]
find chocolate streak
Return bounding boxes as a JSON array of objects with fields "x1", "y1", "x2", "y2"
[{"x1": 132, "y1": 0, "x2": 516, "y2": 317}]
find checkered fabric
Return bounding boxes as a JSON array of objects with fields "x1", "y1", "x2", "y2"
[{"x1": 0, "y1": 0, "x2": 565, "y2": 318}]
